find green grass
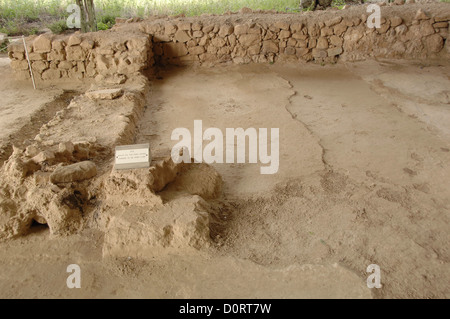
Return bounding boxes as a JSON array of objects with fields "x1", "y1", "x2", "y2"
[
  {"x1": 93, "y1": 0, "x2": 302, "y2": 17},
  {"x1": 0, "y1": 0, "x2": 360, "y2": 36},
  {"x1": 0, "y1": 0, "x2": 64, "y2": 20},
  {"x1": 331, "y1": 0, "x2": 346, "y2": 9},
  {"x1": 0, "y1": 0, "x2": 68, "y2": 35},
  {"x1": 0, "y1": 38, "x2": 9, "y2": 52},
  {"x1": 0, "y1": 0, "x2": 301, "y2": 20},
  {"x1": 0, "y1": 0, "x2": 302, "y2": 35},
  {"x1": 48, "y1": 19, "x2": 69, "y2": 34}
]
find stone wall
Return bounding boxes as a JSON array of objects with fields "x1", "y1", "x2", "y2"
[
  {"x1": 136, "y1": 4, "x2": 449, "y2": 65},
  {"x1": 7, "y1": 28, "x2": 153, "y2": 81},
  {"x1": 7, "y1": 3, "x2": 450, "y2": 80}
]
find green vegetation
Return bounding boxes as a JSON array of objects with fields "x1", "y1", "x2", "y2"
[
  {"x1": 0, "y1": 0, "x2": 301, "y2": 21},
  {"x1": 0, "y1": 0, "x2": 67, "y2": 35},
  {"x1": 97, "y1": 14, "x2": 116, "y2": 31},
  {"x1": 48, "y1": 19, "x2": 69, "y2": 34},
  {"x1": 331, "y1": 0, "x2": 346, "y2": 9},
  {"x1": 0, "y1": 20, "x2": 39, "y2": 36},
  {"x1": 0, "y1": 38, "x2": 9, "y2": 52},
  {"x1": 0, "y1": 0, "x2": 365, "y2": 36},
  {"x1": 91, "y1": 0, "x2": 302, "y2": 17}
]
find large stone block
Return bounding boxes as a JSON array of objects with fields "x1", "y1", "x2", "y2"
[
  {"x1": 424, "y1": 34, "x2": 444, "y2": 53},
  {"x1": 234, "y1": 24, "x2": 249, "y2": 35},
  {"x1": 33, "y1": 35, "x2": 52, "y2": 53},
  {"x1": 317, "y1": 37, "x2": 329, "y2": 50},
  {"x1": 210, "y1": 37, "x2": 226, "y2": 48},
  {"x1": 28, "y1": 52, "x2": 46, "y2": 61},
  {"x1": 66, "y1": 45, "x2": 85, "y2": 61},
  {"x1": 32, "y1": 61, "x2": 49, "y2": 73},
  {"x1": 50, "y1": 161, "x2": 97, "y2": 184},
  {"x1": 219, "y1": 25, "x2": 234, "y2": 37},
  {"x1": 312, "y1": 48, "x2": 327, "y2": 59},
  {"x1": 52, "y1": 39, "x2": 66, "y2": 51},
  {"x1": 47, "y1": 49, "x2": 65, "y2": 61},
  {"x1": 174, "y1": 30, "x2": 191, "y2": 43},
  {"x1": 86, "y1": 88, "x2": 124, "y2": 100},
  {"x1": 126, "y1": 36, "x2": 148, "y2": 51},
  {"x1": 333, "y1": 23, "x2": 348, "y2": 36},
  {"x1": 327, "y1": 46, "x2": 343, "y2": 57},
  {"x1": 262, "y1": 40, "x2": 278, "y2": 54},
  {"x1": 239, "y1": 34, "x2": 261, "y2": 47},
  {"x1": 67, "y1": 34, "x2": 82, "y2": 46},
  {"x1": 326, "y1": 16, "x2": 343, "y2": 27}
]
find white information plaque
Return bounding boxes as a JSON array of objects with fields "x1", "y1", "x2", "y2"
[{"x1": 114, "y1": 143, "x2": 151, "y2": 170}]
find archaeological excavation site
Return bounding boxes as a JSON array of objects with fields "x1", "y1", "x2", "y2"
[{"x1": 0, "y1": 1, "x2": 449, "y2": 299}]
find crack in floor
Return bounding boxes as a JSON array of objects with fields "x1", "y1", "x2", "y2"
[{"x1": 277, "y1": 73, "x2": 332, "y2": 171}]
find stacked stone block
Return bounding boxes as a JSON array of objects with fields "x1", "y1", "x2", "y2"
[{"x1": 8, "y1": 30, "x2": 153, "y2": 81}]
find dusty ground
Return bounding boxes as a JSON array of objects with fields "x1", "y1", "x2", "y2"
[
  {"x1": 0, "y1": 53, "x2": 449, "y2": 298},
  {"x1": 0, "y1": 55, "x2": 91, "y2": 165}
]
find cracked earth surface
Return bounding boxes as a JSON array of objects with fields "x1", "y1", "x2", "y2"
[{"x1": 0, "y1": 59, "x2": 449, "y2": 298}]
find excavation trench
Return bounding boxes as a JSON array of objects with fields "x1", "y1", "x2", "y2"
[
  {"x1": 0, "y1": 2, "x2": 449, "y2": 296},
  {"x1": 0, "y1": 56, "x2": 448, "y2": 298},
  {"x1": 0, "y1": 57, "x2": 449, "y2": 298},
  {"x1": 0, "y1": 90, "x2": 79, "y2": 166}
]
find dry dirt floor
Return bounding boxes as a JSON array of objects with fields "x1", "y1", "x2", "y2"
[{"x1": 0, "y1": 53, "x2": 449, "y2": 298}]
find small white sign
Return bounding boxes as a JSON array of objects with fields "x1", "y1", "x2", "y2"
[
  {"x1": 114, "y1": 143, "x2": 151, "y2": 170},
  {"x1": 116, "y1": 148, "x2": 149, "y2": 164}
]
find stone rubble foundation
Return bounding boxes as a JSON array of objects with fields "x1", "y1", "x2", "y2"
[{"x1": 7, "y1": 4, "x2": 450, "y2": 81}]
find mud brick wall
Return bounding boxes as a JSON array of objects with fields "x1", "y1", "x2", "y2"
[
  {"x1": 7, "y1": 29, "x2": 153, "y2": 81},
  {"x1": 137, "y1": 5, "x2": 449, "y2": 65}
]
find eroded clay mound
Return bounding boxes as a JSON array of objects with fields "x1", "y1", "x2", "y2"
[
  {"x1": 102, "y1": 195, "x2": 212, "y2": 258},
  {"x1": 0, "y1": 134, "x2": 224, "y2": 255},
  {"x1": 0, "y1": 143, "x2": 102, "y2": 240},
  {"x1": 0, "y1": 67, "x2": 223, "y2": 249},
  {"x1": 160, "y1": 163, "x2": 223, "y2": 200},
  {"x1": 101, "y1": 158, "x2": 223, "y2": 257}
]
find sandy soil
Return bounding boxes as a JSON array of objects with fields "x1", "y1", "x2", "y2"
[
  {"x1": 0, "y1": 56, "x2": 449, "y2": 298},
  {"x1": 0, "y1": 55, "x2": 91, "y2": 165}
]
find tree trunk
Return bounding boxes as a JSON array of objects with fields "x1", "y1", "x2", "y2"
[
  {"x1": 76, "y1": 0, "x2": 97, "y2": 33},
  {"x1": 75, "y1": 0, "x2": 87, "y2": 33},
  {"x1": 84, "y1": 0, "x2": 97, "y2": 32}
]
